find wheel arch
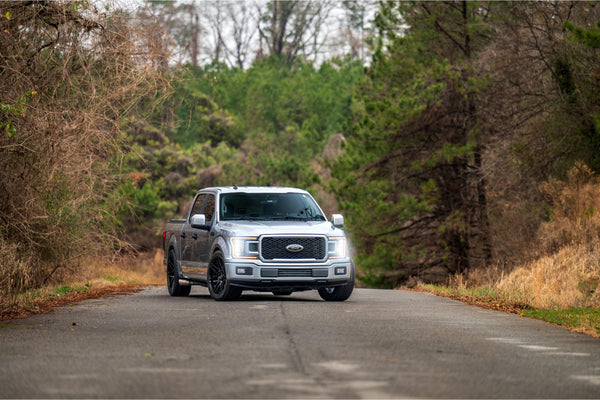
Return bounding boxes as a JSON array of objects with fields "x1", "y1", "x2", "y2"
[
  {"x1": 167, "y1": 234, "x2": 181, "y2": 260},
  {"x1": 211, "y1": 235, "x2": 229, "y2": 259},
  {"x1": 167, "y1": 244, "x2": 183, "y2": 278}
]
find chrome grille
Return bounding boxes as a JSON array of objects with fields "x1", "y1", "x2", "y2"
[{"x1": 261, "y1": 236, "x2": 326, "y2": 260}]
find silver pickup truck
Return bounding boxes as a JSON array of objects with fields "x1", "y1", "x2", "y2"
[{"x1": 162, "y1": 186, "x2": 354, "y2": 301}]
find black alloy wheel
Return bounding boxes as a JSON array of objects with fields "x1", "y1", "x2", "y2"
[
  {"x1": 208, "y1": 251, "x2": 242, "y2": 301},
  {"x1": 167, "y1": 250, "x2": 191, "y2": 297}
]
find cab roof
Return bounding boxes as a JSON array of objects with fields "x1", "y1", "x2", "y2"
[{"x1": 197, "y1": 186, "x2": 309, "y2": 195}]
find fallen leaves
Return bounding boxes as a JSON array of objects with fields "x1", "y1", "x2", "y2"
[
  {"x1": 0, "y1": 284, "x2": 146, "y2": 321},
  {"x1": 409, "y1": 287, "x2": 527, "y2": 314}
]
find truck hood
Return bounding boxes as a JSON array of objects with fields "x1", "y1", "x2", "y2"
[{"x1": 217, "y1": 220, "x2": 345, "y2": 237}]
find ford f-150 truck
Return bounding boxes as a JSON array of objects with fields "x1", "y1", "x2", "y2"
[{"x1": 162, "y1": 186, "x2": 355, "y2": 301}]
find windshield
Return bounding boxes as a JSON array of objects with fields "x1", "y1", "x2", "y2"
[{"x1": 220, "y1": 192, "x2": 326, "y2": 221}]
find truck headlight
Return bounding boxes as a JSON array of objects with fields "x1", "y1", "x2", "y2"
[
  {"x1": 328, "y1": 236, "x2": 347, "y2": 259},
  {"x1": 230, "y1": 237, "x2": 259, "y2": 259}
]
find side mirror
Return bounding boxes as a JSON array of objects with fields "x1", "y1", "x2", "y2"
[
  {"x1": 190, "y1": 214, "x2": 207, "y2": 229},
  {"x1": 331, "y1": 214, "x2": 344, "y2": 228}
]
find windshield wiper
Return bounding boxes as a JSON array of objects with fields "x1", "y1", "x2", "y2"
[
  {"x1": 296, "y1": 207, "x2": 326, "y2": 221},
  {"x1": 223, "y1": 217, "x2": 270, "y2": 221},
  {"x1": 270, "y1": 215, "x2": 326, "y2": 221},
  {"x1": 270, "y1": 216, "x2": 308, "y2": 221}
]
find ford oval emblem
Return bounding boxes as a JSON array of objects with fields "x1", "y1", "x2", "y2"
[{"x1": 286, "y1": 244, "x2": 304, "y2": 253}]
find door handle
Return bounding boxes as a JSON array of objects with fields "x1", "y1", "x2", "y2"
[
  {"x1": 180, "y1": 233, "x2": 186, "y2": 239},
  {"x1": 192, "y1": 234, "x2": 198, "y2": 240}
]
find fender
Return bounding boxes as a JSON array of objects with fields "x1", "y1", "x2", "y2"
[
  {"x1": 166, "y1": 234, "x2": 183, "y2": 278},
  {"x1": 210, "y1": 234, "x2": 230, "y2": 260}
]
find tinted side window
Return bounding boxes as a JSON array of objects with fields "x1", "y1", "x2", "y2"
[
  {"x1": 190, "y1": 194, "x2": 206, "y2": 220},
  {"x1": 202, "y1": 195, "x2": 216, "y2": 223}
]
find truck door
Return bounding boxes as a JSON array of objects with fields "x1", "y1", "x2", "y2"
[
  {"x1": 181, "y1": 193, "x2": 206, "y2": 277},
  {"x1": 191, "y1": 193, "x2": 215, "y2": 279}
]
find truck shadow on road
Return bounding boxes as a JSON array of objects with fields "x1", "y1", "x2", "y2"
[
  {"x1": 187, "y1": 293, "x2": 324, "y2": 302},
  {"x1": 147, "y1": 287, "x2": 326, "y2": 302}
]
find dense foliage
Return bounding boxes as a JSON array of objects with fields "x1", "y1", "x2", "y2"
[
  {"x1": 333, "y1": 2, "x2": 600, "y2": 287},
  {"x1": 2, "y1": 0, "x2": 600, "y2": 302},
  {"x1": 0, "y1": 0, "x2": 169, "y2": 304},
  {"x1": 333, "y1": 2, "x2": 493, "y2": 287}
]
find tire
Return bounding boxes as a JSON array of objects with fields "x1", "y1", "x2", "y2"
[
  {"x1": 272, "y1": 289, "x2": 294, "y2": 296},
  {"x1": 167, "y1": 249, "x2": 191, "y2": 297},
  {"x1": 318, "y1": 267, "x2": 355, "y2": 302},
  {"x1": 208, "y1": 251, "x2": 242, "y2": 301}
]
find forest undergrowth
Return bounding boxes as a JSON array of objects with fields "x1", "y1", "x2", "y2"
[{"x1": 419, "y1": 165, "x2": 600, "y2": 336}]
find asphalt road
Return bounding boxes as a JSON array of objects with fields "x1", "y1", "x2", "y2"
[{"x1": 1, "y1": 287, "x2": 600, "y2": 398}]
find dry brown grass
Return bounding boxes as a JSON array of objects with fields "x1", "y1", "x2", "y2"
[
  {"x1": 1, "y1": 250, "x2": 165, "y2": 320},
  {"x1": 427, "y1": 164, "x2": 600, "y2": 311},
  {"x1": 80, "y1": 249, "x2": 166, "y2": 287},
  {"x1": 537, "y1": 163, "x2": 600, "y2": 255},
  {"x1": 496, "y1": 243, "x2": 600, "y2": 309},
  {"x1": 495, "y1": 164, "x2": 600, "y2": 309}
]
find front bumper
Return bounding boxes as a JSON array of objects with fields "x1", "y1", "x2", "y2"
[{"x1": 225, "y1": 259, "x2": 353, "y2": 290}]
